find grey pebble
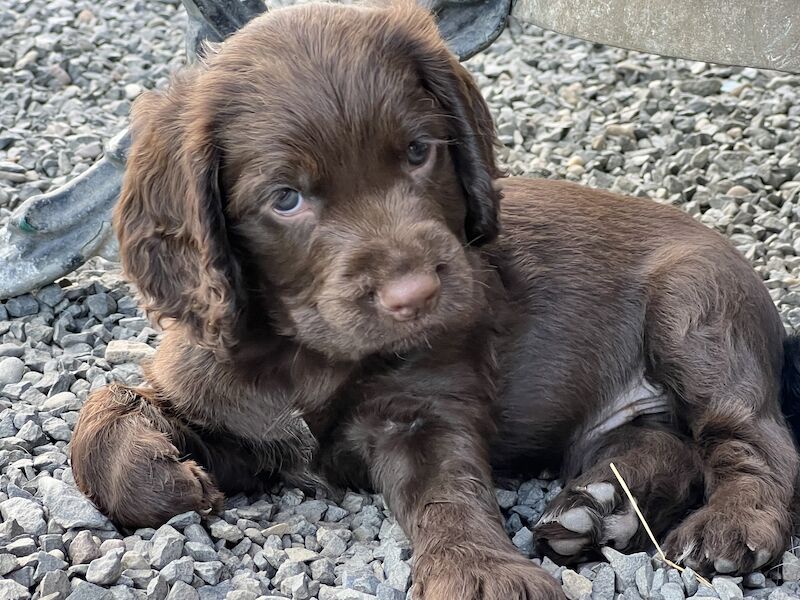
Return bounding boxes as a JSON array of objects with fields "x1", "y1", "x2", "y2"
[
  {"x1": 165, "y1": 581, "x2": 199, "y2": 600},
  {"x1": 0, "y1": 356, "x2": 25, "y2": 385},
  {"x1": 68, "y1": 530, "x2": 101, "y2": 564},
  {"x1": 38, "y1": 476, "x2": 111, "y2": 529},
  {"x1": 86, "y1": 547, "x2": 124, "y2": 585}
]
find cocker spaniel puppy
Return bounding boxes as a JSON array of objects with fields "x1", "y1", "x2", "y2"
[{"x1": 72, "y1": 3, "x2": 800, "y2": 599}]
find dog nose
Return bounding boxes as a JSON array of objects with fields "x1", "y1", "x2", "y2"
[{"x1": 377, "y1": 273, "x2": 440, "y2": 321}]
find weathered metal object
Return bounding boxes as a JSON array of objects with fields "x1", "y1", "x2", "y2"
[
  {"x1": 0, "y1": 131, "x2": 128, "y2": 298},
  {"x1": 183, "y1": 0, "x2": 267, "y2": 57},
  {"x1": 428, "y1": 0, "x2": 512, "y2": 61},
  {"x1": 512, "y1": 0, "x2": 800, "y2": 74}
]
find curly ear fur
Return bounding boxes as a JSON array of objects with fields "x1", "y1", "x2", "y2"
[
  {"x1": 387, "y1": 3, "x2": 503, "y2": 245},
  {"x1": 115, "y1": 70, "x2": 243, "y2": 351}
]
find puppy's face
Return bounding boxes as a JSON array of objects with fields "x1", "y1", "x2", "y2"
[{"x1": 115, "y1": 3, "x2": 502, "y2": 360}]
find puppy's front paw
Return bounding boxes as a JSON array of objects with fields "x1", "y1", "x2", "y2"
[
  {"x1": 413, "y1": 549, "x2": 564, "y2": 600},
  {"x1": 534, "y1": 481, "x2": 639, "y2": 562},
  {"x1": 664, "y1": 504, "x2": 788, "y2": 574}
]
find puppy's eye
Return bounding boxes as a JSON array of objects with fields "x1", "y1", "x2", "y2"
[
  {"x1": 273, "y1": 189, "x2": 306, "y2": 216},
  {"x1": 406, "y1": 140, "x2": 430, "y2": 167}
]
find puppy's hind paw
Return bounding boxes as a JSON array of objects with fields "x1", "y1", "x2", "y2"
[{"x1": 534, "y1": 481, "x2": 639, "y2": 562}]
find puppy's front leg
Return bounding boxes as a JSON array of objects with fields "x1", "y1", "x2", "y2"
[{"x1": 345, "y1": 395, "x2": 564, "y2": 600}]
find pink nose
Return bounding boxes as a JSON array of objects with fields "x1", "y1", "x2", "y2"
[{"x1": 377, "y1": 273, "x2": 441, "y2": 321}]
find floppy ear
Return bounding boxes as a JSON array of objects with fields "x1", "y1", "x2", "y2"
[
  {"x1": 115, "y1": 71, "x2": 243, "y2": 350},
  {"x1": 392, "y1": 5, "x2": 503, "y2": 245}
]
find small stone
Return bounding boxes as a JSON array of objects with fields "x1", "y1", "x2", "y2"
[
  {"x1": 592, "y1": 564, "x2": 616, "y2": 600},
  {"x1": 34, "y1": 552, "x2": 68, "y2": 584},
  {"x1": 75, "y1": 142, "x2": 103, "y2": 160},
  {"x1": 679, "y1": 78, "x2": 722, "y2": 96},
  {"x1": 782, "y1": 552, "x2": 800, "y2": 581},
  {"x1": 635, "y1": 565, "x2": 654, "y2": 598},
  {"x1": 147, "y1": 576, "x2": 168, "y2": 600},
  {"x1": 161, "y1": 556, "x2": 194, "y2": 585},
  {"x1": 713, "y1": 576, "x2": 743, "y2": 600},
  {"x1": 495, "y1": 489, "x2": 518, "y2": 509},
  {"x1": 0, "y1": 553, "x2": 19, "y2": 576},
  {"x1": 123, "y1": 568, "x2": 157, "y2": 588},
  {"x1": 727, "y1": 185, "x2": 752, "y2": 198},
  {"x1": 225, "y1": 593, "x2": 257, "y2": 600},
  {"x1": 0, "y1": 356, "x2": 25, "y2": 385},
  {"x1": 124, "y1": 84, "x2": 143, "y2": 100},
  {"x1": 562, "y1": 569, "x2": 593, "y2": 600},
  {"x1": 65, "y1": 581, "x2": 112, "y2": 600},
  {"x1": 0, "y1": 580, "x2": 30, "y2": 600},
  {"x1": 310, "y1": 558, "x2": 335, "y2": 584},
  {"x1": 295, "y1": 500, "x2": 328, "y2": 523},
  {"x1": 0, "y1": 343, "x2": 24, "y2": 357},
  {"x1": 320, "y1": 535, "x2": 347, "y2": 558},
  {"x1": 86, "y1": 293, "x2": 117, "y2": 318},
  {"x1": 0, "y1": 497, "x2": 47, "y2": 536},
  {"x1": 39, "y1": 570, "x2": 70, "y2": 599},
  {"x1": 86, "y1": 547, "x2": 124, "y2": 585},
  {"x1": 285, "y1": 548, "x2": 319, "y2": 563},
  {"x1": 342, "y1": 566, "x2": 380, "y2": 595},
  {"x1": 281, "y1": 573, "x2": 312, "y2": 600},
  {"x1": 105, "y1": 340, "x2": 155, "y2": 364},
  {"x1": 39, "y1": 477, "x2": 112, "y2": 529},
  {"x1": 42, "y1": 417, "x2": 72, "y2": 441},
  {"x1": 605, "y1": 124, "x2": 636, "y2": 139},
  {"x1": 7, "y1": 537, "x2": 37, "y2": 556},
  {"x1": 511, "y1": 527, "x2": 534, "y2": 556},
  {"x1": 150, "y1": 526, "x2": 185, "y2": 569},
  {"x1": 682, "y1": 567, "x2": 700, "y2": 596},
  {"x1": 376, "y1": 584, "x2": 404, "y2": 600},
  {"x1": 35, "y1": 285, "x2": 65, "y2": 307},
  {"x1": 601, "y1": 547, "x2": 651, "y2": 589},
  {"x1": 273, "y1": 561, "x2": 308, "y2": 587},
  {"x1": 5, "y1": 295, "x2": 39, "y2": 317},
  {"x1": 185, "y1": 542, "x2": 217, "y2": 562},
  {"x1": 660, "y1": 582, "x2": 685, "y2": 600},
  {"x1": 340, "y1": 492, "x2": 366, "y2": 513},
  {"x1": 193, "y1": 561, "x2": 223, "y2": 585},
  {"x1": 167, "y1": 511, "x2": 201, "y2": 529},
  {"x1": 209, "y1": 520, "x2": 242, "y2": 542},
  {"x1": 165, "y1": 581, "x2": 199, "y2": 600},
  {"x1": 69, "y1": 530, "x2": 101, "y2": 564},
  {"x1": 744, "y1": 573, "x2": 766, "y2": 589},
  {"x1": 184, "y1": 524, "x2": 214, "y2": 547}
]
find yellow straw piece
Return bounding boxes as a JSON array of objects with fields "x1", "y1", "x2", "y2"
[{"x1": 609, "y1": 462, "x2": 713, "y2": 589}]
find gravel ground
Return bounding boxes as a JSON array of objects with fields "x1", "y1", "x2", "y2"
[{"x1": 2, "y1": 1, "x2": 800, "y2": 599}]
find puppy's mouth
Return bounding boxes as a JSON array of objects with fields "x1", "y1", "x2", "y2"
[{"x1": 344, "y1": 265, "x2": 480, "y2": 355}]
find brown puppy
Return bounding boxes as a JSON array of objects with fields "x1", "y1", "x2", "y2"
[{"x1": 71, "y1": 2, "x2": 800, "y2": 598}]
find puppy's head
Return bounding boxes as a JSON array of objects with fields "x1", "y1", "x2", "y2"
[{"x1": 116, "y1": 1, "x2": 502, "y2": 360}]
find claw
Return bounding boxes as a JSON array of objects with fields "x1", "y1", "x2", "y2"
[{"x1": 676, "y1": 542, "x2": 696, "y2": 564}]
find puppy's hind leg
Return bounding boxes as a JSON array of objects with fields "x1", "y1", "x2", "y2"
[
  {"x1": 71, "y1": 384, "x2": 223, "y2": 529},
  {"x1": 534, "y1": 425, "x2": 704, "y2": 563},
  {"x1": 647, "y1": 250, "x2": 799, "y2": 574}
]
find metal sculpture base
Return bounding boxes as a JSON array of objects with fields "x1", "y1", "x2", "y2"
[{"x1": 0, "y1": 0, "x2": 509, "y2": 299}]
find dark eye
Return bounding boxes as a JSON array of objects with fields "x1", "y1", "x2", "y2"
[
  {"x1": 273, "y1": 189, "x2": 305, "y2": 215},
  {"x1": 407, "y1": 140, "x2": 430, "y2": 167}
]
